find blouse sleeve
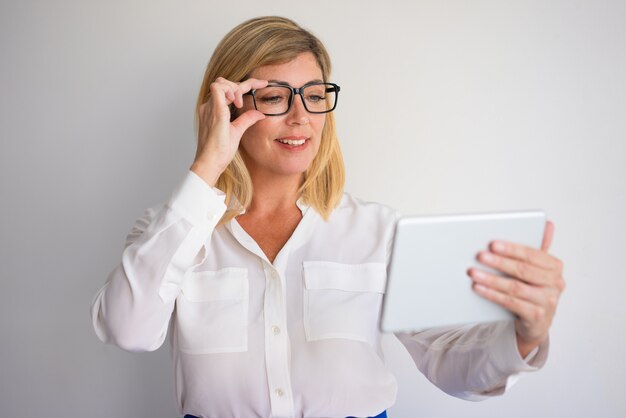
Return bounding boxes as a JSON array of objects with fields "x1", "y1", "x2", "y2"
[
  {"x1": 90, "y1": 171, "x2": 227, "y2": 352},
  {"x1": 385, "y1": 208, "x2": 549, "y2": 400},
  {"x1": 395, "y1": 322, "x2": 549, "y2": 400}
]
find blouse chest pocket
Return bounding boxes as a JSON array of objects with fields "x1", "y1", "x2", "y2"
[
  {"x1": 303, "y1": 261, "x2": 387, "y2": 347},
  {"x1": 177, "y1": 268, "x2": 248, "y2": 354}
]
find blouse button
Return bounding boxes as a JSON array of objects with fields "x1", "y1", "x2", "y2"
[
  {"x1": 275, "y1": 388, "x2": 284, "y2": 397},
  {"x1": 271, "y1": 325, "x2": 281, "y2": 335}
]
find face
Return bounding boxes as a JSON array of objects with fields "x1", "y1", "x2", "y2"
[{"x1": 238, "y1": 52, "x2": 326, "y2": 183}]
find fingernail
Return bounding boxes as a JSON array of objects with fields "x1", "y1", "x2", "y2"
[
  {"x1": 472, "y1": 269, "x2": 487, "y2": 280},
  {"x1": 492, "y1": 241, "x2": 506, "y2": 253},
  {"x1": 480, "y1": 252, "x2": 495, "y2": 263}
]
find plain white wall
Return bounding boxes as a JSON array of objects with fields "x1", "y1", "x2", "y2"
[{"x1": 1, "y1": 0, "x2": 625, "y2": 417}]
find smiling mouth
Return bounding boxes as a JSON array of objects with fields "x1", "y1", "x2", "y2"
[{"x1": 276, "y1": 138, "x2": 307, "y2": 146}]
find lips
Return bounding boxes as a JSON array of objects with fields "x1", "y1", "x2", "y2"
[{"x1": 275, "y1": 136, "x2": 308, "y2": 146}]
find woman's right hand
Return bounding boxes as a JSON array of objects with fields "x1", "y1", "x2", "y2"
[{"x1": 190, "y1": 77, "x2": 268, "y2": 187}]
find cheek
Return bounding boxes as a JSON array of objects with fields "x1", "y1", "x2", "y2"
[
  {"x1": 240, "y1": 118, "x2": 278, "y2": 144},
  {"x1": 312, "y1": 117, "x2": 326, "y2": 139}
]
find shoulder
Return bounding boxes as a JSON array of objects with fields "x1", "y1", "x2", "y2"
[
  {"x1": 316, "y1": 193, "x2": 398, "y2": 262},
  {"x1": 322, "y1": 193, "x2": 399, "y2": 235},
  {"x1": 332, "y1": 193, "x2": 399, "y2": 222}
]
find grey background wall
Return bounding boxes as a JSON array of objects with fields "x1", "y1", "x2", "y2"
[{"x1": 1, "y1": 0, "x2": 625, "y2": 417}]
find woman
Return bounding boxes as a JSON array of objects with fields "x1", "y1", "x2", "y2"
[{"x1": 91, "y1": 16, "x2": 565, "y2": 418}]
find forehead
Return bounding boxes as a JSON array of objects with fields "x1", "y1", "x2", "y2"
[{"x1": 249, "y1": 52, "x2": 323, "y2": 86}]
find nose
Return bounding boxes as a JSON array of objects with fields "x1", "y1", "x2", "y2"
[{"x1": 285, "y1": 93, "x2": 310, "y2": 125}]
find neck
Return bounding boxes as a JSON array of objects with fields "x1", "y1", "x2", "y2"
[{"x1": 246, "y1": 170, "x2": 304, "y2": 216}]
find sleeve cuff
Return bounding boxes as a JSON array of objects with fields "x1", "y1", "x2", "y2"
[
  {"x1": 167, "y1": 170, "x2": 227, "y2": 228},
  {"x1": 491, "y1": 321, "x2": 549, "y2": 375}
]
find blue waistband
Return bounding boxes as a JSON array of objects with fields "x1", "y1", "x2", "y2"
[{"x1": 349, "y1": 410, "x2": 387, "y2": 418}]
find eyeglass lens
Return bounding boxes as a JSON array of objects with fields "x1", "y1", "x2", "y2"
[{"x1": 253, "y1": 84, "x2": 337, "y2": 115}]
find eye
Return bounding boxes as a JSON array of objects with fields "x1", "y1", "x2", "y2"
[
  {"x1": 256, "y1": 86, "x2": 291, "y2": 105},
  {"x1": 306, "y1": 94, "x2": 325, "y2": 103},
  {"x1": 304, "y1": 86, "x2": 326, "y2": 103},
  {"x1": 259, "y1": 94, "x2": 286, "y2": 104}
]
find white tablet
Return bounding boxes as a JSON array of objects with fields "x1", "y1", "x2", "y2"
[{"x1": 380, "y1": 210, "x2": 546, "y2": 332}]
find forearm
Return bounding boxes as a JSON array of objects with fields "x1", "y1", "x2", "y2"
[{"x1": 395, "y1": 321, "x2": 549, "y2": 400}]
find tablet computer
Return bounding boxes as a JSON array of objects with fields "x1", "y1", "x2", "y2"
[{"x1": 380, "y1": 210, "x2": 546, "y2": 332}]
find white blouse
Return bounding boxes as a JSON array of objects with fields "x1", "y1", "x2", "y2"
[{"x1": 91, "y1": 171, "x2": 547, "y2": 418}]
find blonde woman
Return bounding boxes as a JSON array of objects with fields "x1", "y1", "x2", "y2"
[{"x1": 91, "y1": 16, "x2": 565, "y2": 418}]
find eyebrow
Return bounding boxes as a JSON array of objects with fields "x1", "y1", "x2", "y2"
[{"x1": 267, "y1": 79, "x2": 324, "y2": 86}]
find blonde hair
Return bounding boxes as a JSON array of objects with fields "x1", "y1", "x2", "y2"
[{"x1": 195, "y1": 16, "x2": 345, "y2": 223}]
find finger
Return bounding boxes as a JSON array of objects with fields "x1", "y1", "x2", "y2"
[
  {"x1": 213, "y1": 79, "x2": 239, "y2": 101},
  {"x1": 477, "y1": 251, "x2": 555, "y2": 286},
  {"x1": 209, "y1": 81, "x2": 229, "y2": 106},
  {"x1": 541, "y1": 220, "x2": 555, "y2": 252},
  {"x1": 209, "y1": 82, "x2": 238, "y2": 118},
  {"x1": 468, "y1": 267, "x2": 550, "y2": 306},
  {"x1": 214, "y1": 76, "x2": 239, "y2": 90},
  {"x1": 489, "y1": 240, "x2": 557, "y2": 271},
  {"x1": 214, "y1": 78, "x2": 267, "y2": 109},
  {"x1": 231, "y1": 109, "x2": 265, "y2": 135},
  {"x1": 233, "y1": 78, "x2": 269, "y2": 109},
  {"x1": 215, "y1": 77, "x2": 266, "y2": 93},
  {"x1": 472, "y1": 282, "x2": 546, "y2": 323},
  {"x1": 238, "y1": 78, "x2": 269, "y2": 92}
]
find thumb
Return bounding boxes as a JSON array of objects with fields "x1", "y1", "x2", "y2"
[
  {"x1": 541, "y1": 220, "x2": 555, "y2": 252},
  {"x1": 231, "y1": 110, "x2": 265, "y2": 136}
]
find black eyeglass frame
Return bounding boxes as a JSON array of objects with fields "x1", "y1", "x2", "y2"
[{"x1": 243, "y1": 82, "x2": 341, "y2": 116}]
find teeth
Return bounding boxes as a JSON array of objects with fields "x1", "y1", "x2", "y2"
[{"x1": 277, "y1": 138, "x2": 306, "y2": 146}]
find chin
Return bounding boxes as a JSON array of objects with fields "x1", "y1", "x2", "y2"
[
  {"x1": 275, "y1": 166, "x2": 310, "y2": 178},
  {"x1": 277, "y1": 156, "x2": 315, "y2": 174}
]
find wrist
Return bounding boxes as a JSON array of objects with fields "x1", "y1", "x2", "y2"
[
  {"x1": 190, "y1": 161, "x2": 223, "y2": 188},
  {"x1": 516, "y1": 332, "x2": 546, "y2": 358}
]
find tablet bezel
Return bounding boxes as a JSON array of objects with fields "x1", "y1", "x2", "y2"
[{"x1": 380, "y1": 210, "x2": 546, "y2": 333}]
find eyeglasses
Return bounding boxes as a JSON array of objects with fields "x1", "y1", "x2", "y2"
[{"x1": 244, "y1": 82, "x2": 340, "y2": 116}]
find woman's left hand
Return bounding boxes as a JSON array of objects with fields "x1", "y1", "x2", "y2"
[{"x1": 467, "y1": 221, "x2": 566, "y2": 358}]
